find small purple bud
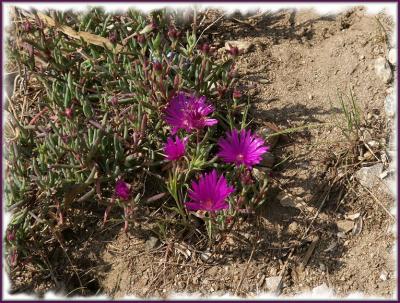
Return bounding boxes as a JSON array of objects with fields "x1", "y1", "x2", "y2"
[
  {"x1": 139, "y1": 22, "x2": 157, "y2": 35},
  {"x1": 135, "y1": 34, "x2": 145, "y2": 44},
  {"x1": 22, "y1": 21, "x2": 32, "y2": 32},
  {"x1": 133, "y1": 131, "x2": 139, "y2": 145},
  {"x1": 228, "y1": 65, "x2": 238, "y2": 79},
  {"x1": 115, "y1": 180, "x2": 131, "y2": 201},
  {"x1": 225, "y1": 215, "x2": 234, "y2": 225},
  {"x1": 227, "y1": 45, "x2": 239, "y2": 57},
  {"x1": 167, "y1": 27, "x2": 178, "y2": 40},
  {"x1": 6, "y1": 229, "x2": 16, "y2": 243},
  {"x1": 61, "y1": 135, "x2": 69, "y2": 144},
  {"x1": 150, "y1": 21, "x2": 157, "y2": 30},
  {"x1": 65, "y1": 108, "x2": 73, "y2": 119},
  {"x1": 199, "y1": 43, "x2": 210, "y2": 54},
  {"x1": 240, "y1": 169, "x2": 253, "y2": 185},
  {"x1": 140, "y1": 113, "x2": 148, "y2": 137},
  {"x1": 10, "y1": 249, "x2": 18, "y2": 267},
  {"x1": 153, "y1": 61, "x2": 162, "y2": 72},
  {"x1": 108, "y1": 31, "x2": 117, "y2": 44},
  {"x1": 233, "y1": 89, "x2": 242, "y2": 100},
  {"x1": 110, "y1": 96, "x2": 118, "y2": 105}
]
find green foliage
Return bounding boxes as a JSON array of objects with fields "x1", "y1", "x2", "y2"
[{"x1": 5, "y1": 7, "x2": 270, "y2": 274}]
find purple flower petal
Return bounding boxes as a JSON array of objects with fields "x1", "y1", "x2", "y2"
[
  {"x1": 185, "y1": 170, "x2": 234, "y2": 212},
  {"x1": 164, "y1": 136, "x2": 187, "y2": 161},
  {"x1": 217, "y1": 129, "x2": 269, "y2": 167},
  {"x1": 115, "y1": 180, "x2": 131, "y2": 200},
  {"x1": 164, "y1": 92, "x2": 218, "y2": 133}
]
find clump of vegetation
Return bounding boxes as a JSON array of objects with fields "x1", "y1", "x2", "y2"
[{"x1": 5, "y1": 7, "x2": 273, "y2": 293}]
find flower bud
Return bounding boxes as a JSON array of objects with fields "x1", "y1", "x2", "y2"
[
  {"x1": 108, "y1": 31, "x2": 117, "y2": 44},
  {"x1": 228, "y1": 65, "x2": 238, "y2": 79},
  {"x1": 65, "y1": 107, "x2": 73, "y2": 119},
  {"x1": 199, "y1": 43, "x2": 210, "y2": 54},
  {"x1": 240, "y1": 169, "x2": 253, "y2": 185},
  {"x1": 225, "y1": 215, "x2": 234, "y2": 225},
  {"x1": 167, "y1": 27, "x2": 179, "y2": 40},
  {"x1": 153, "y1": 61, "x2": 162, "y2": 73},
  {"x1": 10, "y1": 249, "x2": 18, "y2": 267},
  {"x1": 236, "y1": 196, "x2": 245, "y2": 210},
  {"x1": 22, "y1": 21, "x2": 32, "y2": 32},
  {"x1": 233, "y1": 89, "x2": 242, "y2": 100},
  {"x1": 140, "y1": 113, "x2": 148, "y2": 137},
  {"x1": 110, "y1": 96, "x2": 118, "y2": 105},
  {"x1": 134, "y1": 34, "x2": 145, "y2": 45},
  {"x1": 227, "y1": 45, "x2": 239, "y2": 57},
  {"x1": 115, "y1": 180, "x2": 131, "y2": 201},
  {"x1": 6, "y1": 229, "x2": 15, "y2": 243},
  {"x1": 140, "y1": 21, "x2": 157, "y2": 34}
]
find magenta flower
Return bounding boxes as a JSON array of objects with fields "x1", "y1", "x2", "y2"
[
  {"x1": 217, "y1": 129, "x2": 269, "y2": 167},
  {"x1": 164, "y1": 136, "x2": 187, "y2": 161},
  {"x1": 164, "y1": 92, "x2": 218, "y2": 134},
  {"x1": 186, "y1": 170, "x2": 234, "y2": 212},
  {"x1": 115, "y1": 180, "x2": 131, "y2": 201}
]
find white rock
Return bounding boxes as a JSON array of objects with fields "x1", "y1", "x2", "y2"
[
  {"x1": 387, "y1": 48, "x2": 396, "y2": 65},
  {"x1": 354, "y1": 163, "x2": 383, "y2": 188},
  {"x1": 374, "y1": 57, "x2": 393, "y2": 84},
  {"x1": 312, "y1": 283, "x2": 334, "y2": 296},
  {"x1": 385, "y1": 94, "x2": 396, "y2": 118},
  {"x1": 336, "y1": 220, "x2": 355, "y2": 233},
  {"x1": 265, "y1": 276, "x2": 280, "y2": 291},
  {"x1": 5, "y1": 72, "x2": 18, "y2": 99},
  {"x1": 380, "y1": 270, "x2": 388, "y2": 281}
]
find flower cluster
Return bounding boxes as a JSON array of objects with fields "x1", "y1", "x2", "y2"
[{"x1": 162, "y1": 91, "x2": 269, "y2": 214}]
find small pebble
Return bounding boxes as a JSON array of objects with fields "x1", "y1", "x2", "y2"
[{"x1": 380, "y1": 271, "x2": 388, "y2": 281}]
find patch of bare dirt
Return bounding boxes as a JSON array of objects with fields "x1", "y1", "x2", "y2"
[{"x1": 93, "y1": 7, "x2": 396, "y2": 298}]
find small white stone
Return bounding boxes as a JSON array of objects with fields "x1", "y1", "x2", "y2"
[
  {"x1": 265, "y1": 276, "x2": 280, "y2": 291},
  {"x1": 388, "y1": 48, "x2": 396, "y2": 65},
  {"x1": 354, "y1": 163, "x2": 384, "y2": 188},
  {"x1": 385, "y1": 94, "x2": 396, "y2": 118},
  {"x1": 374, "y1": 57, "x2": 393, "y2": 84},
  {"x1": 312, "y1": 283, "x2": 334, "y2": 296},
  {"x1": 380, "y1": 271, "x2": 388, "y2": 281}
]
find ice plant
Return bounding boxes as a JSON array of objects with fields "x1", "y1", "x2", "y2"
[
  {"x1": 164, "y1": 92, "x2": 218, "y2": 134},
  {"x1": 115, "y1": 180, "x2": 131, "y2": 201},
  {"x1": 164, "y1": 136, "x2": 187, "y2": 161},
  {"x1": 186, "y1": 170, "x2": 234, "y2": 212},
  {"x1": 217, "y1": 129, "x2": 269, "y2": 167}
]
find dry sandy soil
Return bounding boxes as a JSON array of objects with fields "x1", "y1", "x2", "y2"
[{"x1": 9, "y1": 7, "x2": 397, "y2": 299}]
